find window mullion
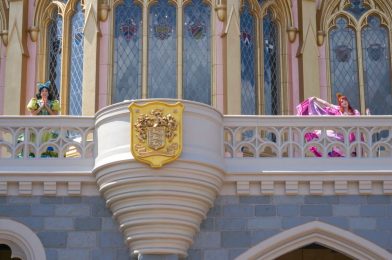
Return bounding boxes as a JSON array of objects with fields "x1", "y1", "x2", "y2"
[
  {"x1": 177, "y1": 2, "x2": 183, "y2": 99},
  {"x1": 142, "y1": 3, "x2": 148, "y2": 99},
  {"x1": 256, "y1": 16, "x2": 263, "y2": 115},
  {"x1": 356, "y1": 25, "x2": 366, "y2": 114},
  {"x1": 61, "y1": 13, "x2": 69, "y2": 115}
]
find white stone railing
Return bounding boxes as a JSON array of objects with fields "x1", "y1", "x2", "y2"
[
  {"x1": 2, "y1": 115, "x2": 392, "y2": 161},
  {"x1": 0, "y1": 116, "x2": 95, "y2": 159},
  {"x1": 224, "y1": 116, "x2": 392, "y2": 159}
]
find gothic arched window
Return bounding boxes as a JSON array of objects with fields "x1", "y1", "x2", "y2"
[
  {"x1": 47, "y1": 11, "x2": 63, "y2": 100},
  {"x1": 183, "y1": 0, "x2": 211, "y2": 105},
  {"x1": 68, "y1": 1, "x2": 85, "y2": 115},
  {"x1": 329, "y1": 16, "x2": 360, "y2": 110},
  {"x1": 327, "y1": 0, "x2": 392, "y2": 114},
  {"x1": 148, "y1": 0, "x2": 177, "y2": 98},
  {"x1": 112, "y1": 0, "x2": 142, "y2": 103},
  {"x1": 240, "y1": 1, "x2": 256, "y2": 115},
  {"x1": 240, "y1": 1, "x2": 283, "y2": 115},
  {"x1": 110, "y1": 0, "x2": 213, "y2": 105},
  {"x1": 263, "y1": 10, "x2": 280, "y2": 115}
]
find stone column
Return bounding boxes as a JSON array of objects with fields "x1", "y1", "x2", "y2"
[
  {"x1": 225, "y1": 0, "x2": 241, "y2": 114},
  {"x1": 297, "y1": 0, "x2": 320, "y2": 100},
  {"x1": 82, "y1": 0, "x2": 99, "y2": 115},
  {"x1": 3, "y1": 0, "x2": 28, "y2": 115}
]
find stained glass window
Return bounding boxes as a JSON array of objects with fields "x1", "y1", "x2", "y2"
[
  {"x1": 148, "y1": 0, "x2": 176, "y2": 98},
  {"x1": 69, "y1": 2, "x2": 84, "y2": 115},
  {"x1": 113, "y1": 0, "x2": 142, "y2": 103},
  {"x1": 329, "y1": 17, "x2": 360, "y2": 110},
  {"x1": 258, "y1": 0, "x2": 266, "y2": 7},
  {"x1": 361, "y1": 16, "x2": 392, "y2": 115},
  {"x1": 183, "y1": 0, "x2": 211, "y2": 105},
  {"x1": 344, "y1": 0, "x2": 369, "y2": 20},
  {"x1": 240, "y1": 1, "x2": 256, "y2": 115},
  {"x1": 263, "y1": 11, "x2": 280, "y2": 115},
  {"x1": 47, "y1": 11, "x2": 62, "y2": 100}
]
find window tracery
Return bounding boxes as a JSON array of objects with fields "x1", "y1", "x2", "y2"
[
  {"x1": 324, "y1": 0, "x2": 392, "y2": 114},
  {"x1": 239, "y1": 0, "x2": 284, "y2": 115}
]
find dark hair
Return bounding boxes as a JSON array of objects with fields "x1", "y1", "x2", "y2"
[{"x1": 36, "y1": 87, "x2": 55, "y2": 101}]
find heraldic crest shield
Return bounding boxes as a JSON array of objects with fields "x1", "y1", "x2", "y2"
[{"x1": 129, "y1": 101, "x2": 184, "y2": 168}]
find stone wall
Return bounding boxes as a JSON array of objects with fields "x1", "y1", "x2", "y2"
[
  {"x1": 0, "y1": 196, "x2": 129, "y2": 260},
  {"x1": 188, "y1": 195, "x2": 392, "y2": 260}
]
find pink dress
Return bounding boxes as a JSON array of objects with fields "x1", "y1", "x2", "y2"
[{"x1": 296, "y1": 97, "x2": 360, "y2": 157}]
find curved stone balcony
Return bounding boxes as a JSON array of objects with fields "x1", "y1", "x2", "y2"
[{"x1": 93, "y1": 100, "x2": 225, "y2": 257}]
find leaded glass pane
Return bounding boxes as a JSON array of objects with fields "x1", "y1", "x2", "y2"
[
  {"x1": 47, "y1": 11, "x2": 62, "y2": 100},
  {"x1": 183, "y1": 0, "x2": 211, "y2": 105},
  {"x1": 344, "y1": 0, "x2": 369, "y2": 20},
  {"x1": 329, "y1": 17, "x2": 360, "y2": 110},
  {"x1": 69, "y1": 2, "x2": 84, "y2": 115},
  {"x1": 240, "y1": 1, "x2": 256, "y2": 115},
  {"x1": 361, "y1": 16, "x2": 392, "y2": 115},
  {"x1": 148, "y1": 0, "x2": 176, "y2": 98},
  {"x1": 258, "y1": 0, "x2": 266, "y2": 7},
  {"x1": 263, "y1": 11, "x2": 280, "y2": 115},
  {"x1": 113, "y1": 0, "x2": 142, "y2": 103}
]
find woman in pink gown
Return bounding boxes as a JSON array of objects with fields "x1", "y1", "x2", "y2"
[{"x1": 297, "y1": 93, "x2": 360, "y2": 157}]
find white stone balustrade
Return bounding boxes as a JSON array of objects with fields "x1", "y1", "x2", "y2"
[
  {"x1": 224, "y1": 115, "x2": 392, "y2": 159},
  {"x1": 0, "y1": 116, "x2": 94, "y2": 159}
]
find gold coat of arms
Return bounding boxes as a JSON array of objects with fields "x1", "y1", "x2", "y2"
[{"x1": 129, "y1": 101, "x2": 184, "y2": 168}]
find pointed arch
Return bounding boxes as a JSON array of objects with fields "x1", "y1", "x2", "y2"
[
  {"x1": 33, "y1": 0, "x2": 66, "y2": 28},
  {"x1": 236, "y1": 221, "x2": 392, "y2": 260},
  {"x1": 318, "y1": 0, "x2": 392, "y2": 32},
  {"x1": 0, "y1": 218, "x2": 46, "y2": 260}
]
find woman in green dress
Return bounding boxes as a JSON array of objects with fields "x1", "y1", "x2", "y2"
[
  {"x1": 25, "y1": 81, "x2": 60, "y2": 157},
  {"x1": 27, "y1": 81, "x2": 60, "y2": 115}
]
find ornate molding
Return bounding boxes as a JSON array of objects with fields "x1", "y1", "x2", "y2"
[
  {"x1": 95, "y1": 161, "x2": 224, "y2": 257},
  {"x1": 230, "y1": 178, "x2": 392, "y2": 196}
]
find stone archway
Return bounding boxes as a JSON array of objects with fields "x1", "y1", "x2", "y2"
[
  {"x1": 235, "y1": 221, "x2": 392, "y2": 260},
  {"x1": 0, "y1": 219, "x2": 46, "y2": 260}
]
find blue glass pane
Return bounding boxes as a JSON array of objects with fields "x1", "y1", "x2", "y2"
[
  {"x1": 329, "y1": 17, "x2": 360, "y2": 110},
  {"x1": 362, "y1": 16, "x2": 392, "y2": 115},
  {"x1": 240, "y1": 1, "x2": 256, "y2": 115},
  {"x1": 183, "y1": 0, "x2": 211, "y2": 105},
  {"x1": 263, "y1": 11, "x2": 280, "y2": 115},
  {"x1": 69, "y1": 2, "x2": 84, "y2": 115},
  {"x1": 113, "y1": 0, "x2": 142, "y2": 103},
  {"x1": 47, "y1": 12, "x2": 62, "y2": 100},
  {"x1": 258, "y1": 0, "x2": 266, "y2": 7},
  {"x1": 148, "y1": 0, "x2": 176, "y2": 98},
  {"x1": 344, "y1": 0, "x2": 369, "y2": 20}
]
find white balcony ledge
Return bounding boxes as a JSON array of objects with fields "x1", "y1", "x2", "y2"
[{"x1": 1, "y1": 101, "x2": 391, "y2": 196}]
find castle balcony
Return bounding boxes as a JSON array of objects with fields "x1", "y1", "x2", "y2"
[
  {"x1": 0, "y1": 100, "x2": 392, "y2": 196},
  {"x1": 1, "y1": 100, "x2": 392, "y2": 256}
]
